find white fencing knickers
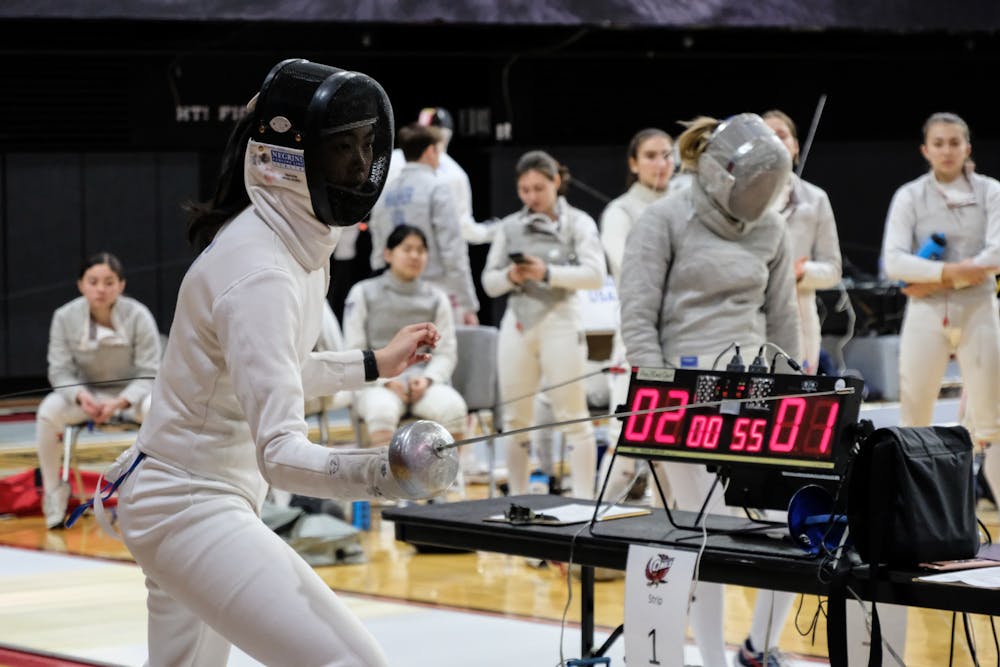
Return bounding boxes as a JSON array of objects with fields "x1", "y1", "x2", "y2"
[
  {"x1": 354, "y1": 382, "x2": 467, "y2": 434},
  {"x1": 497, "y1": 308, "x2": 597, "y2": 499},
  {"x1": 117, "y1": 454, "x2": 390, "y2": 667},
  {"x1": 35, "y1": 391, "x2": 151, "y2": 497}
]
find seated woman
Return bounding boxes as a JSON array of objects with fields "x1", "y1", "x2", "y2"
[
  {"x1": 37, "y1": 252, "x2": 161, "y2": 529},
  {"x1": 343, "y1": 225, "x2": 467, "y2": 447}
]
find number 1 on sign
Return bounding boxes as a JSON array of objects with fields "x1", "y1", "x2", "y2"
[{"x1": 648, "y1": 628, "x2": 661, "y2": 664}]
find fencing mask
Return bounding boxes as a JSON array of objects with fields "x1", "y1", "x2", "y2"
[
  {"x1": 697, "y1": 113, "x2": 791, "y2": 222},
  {"x1": 249, "y1": 59, "x2": 394, "y2": 226}
]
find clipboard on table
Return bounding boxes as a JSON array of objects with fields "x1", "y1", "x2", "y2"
[{"x1": 485, "y1": 503, "x2": 651, "y2": 526}]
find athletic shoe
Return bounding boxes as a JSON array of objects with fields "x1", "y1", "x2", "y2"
[
  {"x1": 735, "y1": 637, "x2": 791, "y2": 667},
  {"x1": 43, "y1": 482, "x2": 71, "y2": 530}
]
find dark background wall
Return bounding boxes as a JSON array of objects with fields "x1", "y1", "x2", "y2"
[{"x1": 3, "y1": 18, "x2": 1000, "y2": 389}]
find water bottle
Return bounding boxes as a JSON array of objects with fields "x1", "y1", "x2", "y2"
[
  {"x1": 351, "y1": 500, "x2": 371, "y2": 530},
  {"x1": 528, "y1": 469, "x2": 549, "y2": 495},
  {"x1": 917, "y1": 233, "x2": 947, "y2": 260}
]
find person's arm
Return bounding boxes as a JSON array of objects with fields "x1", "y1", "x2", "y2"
[
  {"x1": 422, "y1": 291, "x2": 457, "y2": 384},
  {"x1": 619, "y1": 208, "x2": 671, "y2": 368},
  {"x1": 481, "y1": 224, "x2": 517, "y2": 297},
  {"x1": 215, "y1": 269, "x2": 437, "y2": 498},
  {"x1": 600, "y1": 202, "x2": 630, "y2": 282},
  {"x1": 431, "y1": 183, "x2": 479, "y2": 312},
  {"x1": 971, "y1": 178, "x2": 1000, "y2": 268},
  {"x1": 546, "y1": 213, "x2": 606, "y2": 291},
  {"x1": 882, "y1": 186, "x2": 944, "y2": 283},
  {"x1": 764, "y1": 227, "x2": 803, "y2": 361},
  {"x1": 798, "y1": 191, "x2": 842, "y2": 290},
  {"x1": 215, "y1": 269, "x2": 348, "y2": 495},
  {"x1": 47, "y1": 307, "x2": 87, "y2": 405},
  {"x1": 118, "y1": 303, "x2": 161, "y2": 408}
]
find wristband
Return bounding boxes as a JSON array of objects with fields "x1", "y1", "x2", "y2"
[{"x1": 363, "y1": 349, "x2": 379, "y2": 382}]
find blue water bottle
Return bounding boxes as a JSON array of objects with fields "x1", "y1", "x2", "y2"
[
  {"x1": 351, "y1": 500, "x2": 371, "y2": 530},
  {"x1": 917, "y1": 233, "x2": 947, "y2": 260}
]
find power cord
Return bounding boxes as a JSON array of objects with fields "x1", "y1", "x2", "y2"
[{"x1": 710, "y1": 342, "x2": 738, "y2": 371}]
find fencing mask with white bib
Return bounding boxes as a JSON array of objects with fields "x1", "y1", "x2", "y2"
[
  {"x1": 249, "y1": 59, "x2": 394, "y2": 226},
  {"x1": 697, "y1": 113, "x2": 792, "y2": 222}
]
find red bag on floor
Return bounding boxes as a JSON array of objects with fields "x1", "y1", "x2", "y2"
[{"x1": 0, "y1": 467, "x2": 118, "y2": 516}]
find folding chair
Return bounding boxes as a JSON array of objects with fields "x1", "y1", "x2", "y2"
[{"x1": 451, "y1": 325, "x2": 503, "y2": 498}]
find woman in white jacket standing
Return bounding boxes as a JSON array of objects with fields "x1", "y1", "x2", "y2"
[
  {"x1": 882, "y1": 111, "x2": 1000, "y2": 499},
  {"x1": 482, "y1": 150, "x2": 606, "y2": 500},
  {"x1": 37, "y1": 252, "x2": 161, "y2": 529},
  {"x1": 763, "y1": 110, "x2": 843, "y2": 375},
  {"x1": 102, "y1": 60, "x2": 453, "y2": 667}
]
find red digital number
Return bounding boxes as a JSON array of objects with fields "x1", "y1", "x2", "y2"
[
  {"x1": 624, "y1": 388, "x2": 659, "y2": 441},
  {"x1": 769, "y1": 397, "x2": 806, "y2": 453},
  {"x1": 687, "y1": 414, "x2": 723, "y2": 449},
  {"x1": 623, "y1": 388, "x2": 689, "y2": 445},
  {"x1": 732, "y1": 417, "x2": 766, "y2": 452},
  {"x1": 802, "y1": 398, "x2": 840, "y2": 455},
  {"x1": 653, "y1": 389, "x2": 689, "y2": 444}
]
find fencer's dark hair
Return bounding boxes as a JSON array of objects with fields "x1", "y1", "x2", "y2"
[
  {"x1": 386, "y1": 224, "x2": 428, "y2": 250},
  {"x1": 79, "y1": 252, "x2": 125, "y2": 280},
  {"x1": 399, "y1": 123, "x2": 442, "y2": 162},
  {"x1": 625, "y1": 128, "x2": 672, "y2": 188},
  {"x1": 676, "y1": 116, "x2": 721, "y2": 173},
  {"x1": 762, "y1": 109, "x2": 799, "y2": 165},
  {"x1": 515, "y1": 150, "x2": 571, "y2": 196},
  {"x1": 184, "y1": 113, "x2": 255, "y2": 251}
]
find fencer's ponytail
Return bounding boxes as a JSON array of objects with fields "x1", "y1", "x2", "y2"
[
  {"x1": 184, "y1": 113, "x2": 254, "y2": 251},
  {"x1": 676, "y1": 116, "x2": 720, "y2": 173}
]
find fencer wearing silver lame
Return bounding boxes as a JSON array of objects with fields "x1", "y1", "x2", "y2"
[
  {"x1": 482, "y1": 151, "x2": 606, "y2": 500},
  {"x1": 618, "y1": 113, "x2": 797, "y2": 667},
  {"x1": 107, "y1": 59, "x2": 455, "y2": 667},
  {"x1": 620, "y1": 114, "x2": 800, "y2": 369},
  {"x1": 368, "y1": 158, "x2": 480, "y2": 314},
  {"x1": 763, "y1": 111, "x2": 843, "y2": 376},
  {"x1": 881, "y1": 112, "x2": 1000, "y2": 478}
]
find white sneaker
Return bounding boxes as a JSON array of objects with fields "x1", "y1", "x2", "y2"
[{"x1": 43, "y1": 482, "x2": 71, "y2": 530}]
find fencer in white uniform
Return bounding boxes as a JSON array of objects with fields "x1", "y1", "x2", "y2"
[
  {"x1": 482, "y1": 150, "x2": 606, "y2": 500},
  {"x1": 368, "y1": 123, "x2": 480, "y2": 323},
  {"x1": 417, "y1": 107, "x2": 497, "y2": 245},
  {"x1": 882, "y1": 111, "x2": 1000, "y2": 505},
  {"x1": 38, "y1": 252, "x2": 161, "y2": 529},
  {"x1": 102, "y1": 60, "x2": 456, "y2": 667},
  {"x1": 764, "y1": 110, "x2": 842, "y2": 375},
  {"x1": 344, "y1": 224, "x2": 467, "y2": 446},
  {"x1": 619, "y1": 114, "x2": 799, "y2": 667},
  {"x1": 595, "y1": 128, "x2": 676, "y2": 505}
]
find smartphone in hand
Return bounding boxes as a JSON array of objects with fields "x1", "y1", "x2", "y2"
[{"x1": 508, "y1": 252, "x2": 527, "y2": 264}]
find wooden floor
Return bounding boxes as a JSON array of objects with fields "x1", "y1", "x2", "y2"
[{"x1": 0, "y1": 436, "x2": 998, "y2": 665}]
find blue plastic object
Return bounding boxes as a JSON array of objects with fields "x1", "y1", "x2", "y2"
[
  {"x1": 917, "y1": 233, "x2": 947, "y2": 260},
  {"x1": 351, "y1": 500, "x2": 371, "y2": 530},
  {"x1": 787, "y1": 485, "x2": 848, "y2": 556},
  {"x1": 566, "y1": 658, "x2": 611, "y2": 666}
]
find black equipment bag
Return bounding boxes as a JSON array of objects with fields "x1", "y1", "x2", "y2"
[
  {"x1": 828, "y1": 425, "x2": 978, "y2": 666},
  {"x1": 849, "y1": 425, "x2": 979, "y2": 566}
]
